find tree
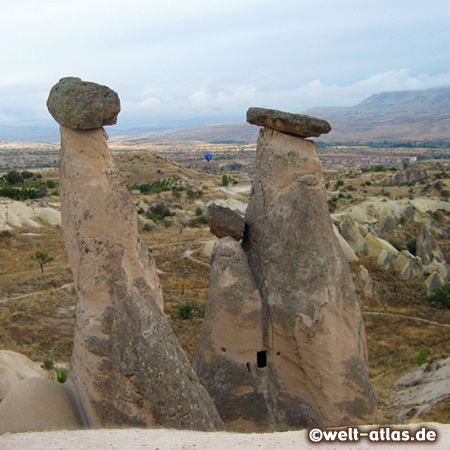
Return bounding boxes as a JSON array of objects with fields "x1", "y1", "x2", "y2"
[
  {"x1": 221, "y1": 174, "x2": 229, "y2": 186},
  {"x1": 5, "y1": 170, "x2": 23, "y2": 185},
  {"x1": 31, "y1": 250, "x2": 54, "y2": 273}
]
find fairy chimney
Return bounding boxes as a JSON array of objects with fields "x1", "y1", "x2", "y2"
[
  {"x1": 194, "y1": 108, "x2": 376, "y2": 430},
  {"x1": 44, "y1": 77, "x2": 224, "y2": 431}
]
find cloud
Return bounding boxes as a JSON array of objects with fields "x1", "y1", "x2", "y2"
[
  {"x1": 0, "y1": 0, "x2": 449, "y2": 128},
  {"x1": 117, "y1": 69, "x2": 450, "y2": 127}
]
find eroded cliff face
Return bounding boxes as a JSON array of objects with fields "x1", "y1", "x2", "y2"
[{"x1": 195, "y1": 118, "x2": 377, "y2": 430}]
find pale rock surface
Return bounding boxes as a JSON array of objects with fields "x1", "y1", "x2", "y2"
[
  {"x1": 206, "y1": 198, "x2": 248, "y2": 214},
  {"x1": 2, "y1": 424, "x2": 450, "y2": 450},
  {"x1": 394, "y1": 250, "x2": 423, "y2": 280},
  {"x1": 136, "y1": 200, "x2": 150, "y2": 214},
  {"x1": 137, "y1": 215, "x2": 156, "y2": 230},
  {"x1": 333, "y1": 224, "x2": 358, "y2": 261},
  {"x1": 423, "y1": 261, "x2": 449, "y2": 280},
  {"x1": 0, "y1": 377, "x2": 83, "y2": 434},
  {"x1": 0, "y1": 199, "x2": 62, "y2": 231},
  {"x1": 425, "y1": 271, "x2": 446, "y2": 296},
  {"x1": 394, "y1": 357, "x2": 450, "y2": 420},
  {"x1": 417, "y1": 224, "x2": 445, "y2": 266},
  {"x1": 202, "y1": 238, "x2": 218, "y2": 257},
  {"x1": 353, "y1": 265, "x2": 373, "y2": 299},
  {"x1": 0, "y1": 351, "x2": 46, "y2": 403},
  {"x1": 339, "y1": 219, "x2": 367, "y2": 254},
  {"x1": 378, "y1": 249, "x2": 394, "y2": 270},
  {"x1": 379, "y1": 214, "x2": 398, "y2": 237},
  {"x1": 365, "y1": 233, "x2": 399, "y2": 258}
]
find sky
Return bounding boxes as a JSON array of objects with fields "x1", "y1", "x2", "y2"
[{"x1": 1, "y1": 0, "x2": 450, "y2": 132}]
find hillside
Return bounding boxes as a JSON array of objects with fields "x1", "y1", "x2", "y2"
[
  {"x1": 112, "y1": 121, "x2": 259, "y2": 145},
  {"x1": 306, "y1": 87, "x2": 450, "y2": 144}
]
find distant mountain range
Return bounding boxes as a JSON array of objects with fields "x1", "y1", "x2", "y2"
[
  {"x1": 305, "y1": 87, "x2": 450, "y2": 144},
  {"x1": 1, "y1": 87, "x2": 449, "y2": 144}
]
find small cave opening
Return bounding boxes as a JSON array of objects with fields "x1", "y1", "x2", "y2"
[{"x1": 257, "y1": 350, "x2": 267, "y2": 368}]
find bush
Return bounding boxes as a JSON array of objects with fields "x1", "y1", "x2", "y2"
[
  {"x1": 5, "y1": 170, "x2": 23, "y2": 185},
  {"x1": 45, "y1": 179, "x2": 57, "y2": 189},
  {"x1": 388, "y1": 239, "x2": 404, "y2": 252},
  {"x1": 328, "y1": 196, "x2": 338, "y2": 212},
  {"x1": 440, "y1": 189, "x2": 450, "y2": 200},
  {"x1": 55, "y1": 368, "x2": 68, "y2": 383},
  {"x1": 188, "y1": 215, "x2": 208, "y2": 227},
  {"x1": 413, "y1": 349, "x2": 428, "y2": 366},
  {"x1": 177, "y1": 302, "x2": 194, "y2": 320},
  {"x1": 334, "y1": 179, "x2": 344, "y2": 190},
  {"x1": 427, "y1": 283, "x2": 450, "y2": 309}
]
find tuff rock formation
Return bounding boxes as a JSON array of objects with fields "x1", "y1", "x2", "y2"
[
  {"x1": 27, "y1": 77, "x2": 223, "y2": 431},
  {"x1": 0, "y1": 351, "x2": 46, "y2": 403},
  {"x1": 195, "y1": 108, "x2": 377, "y2": 430},
  {"x1": 206, "y1": 203, "x2": 245, "y2": 240},
  {"x1": 417, "y1": 224, "x2": 445, "y2": 266},
  {"x1": 0, "y1": 377, "x2": 82, "y2": 434}
]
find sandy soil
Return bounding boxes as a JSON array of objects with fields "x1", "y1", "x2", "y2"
[{"x1": 0, "y1": 423, "x2": 448, "y2": 450}]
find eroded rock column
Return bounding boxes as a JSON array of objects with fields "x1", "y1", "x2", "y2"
[
  {"x1": 47, "y1": 77, "x2": 224, "y2": 430},
  {"x1": 195, "y1": 108, "x2": 377, "y2": 430}
]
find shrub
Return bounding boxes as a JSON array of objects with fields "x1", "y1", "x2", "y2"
[
  {"x1": 427, "y1": 283, "x2": 450, "y2": 309},
  {"x1": 328, "y1": 197, "x2": 338, "y2": 213},
  {"x1": 177, "y1": 302, "x2": 194, "y2": 320},
  {"x1": 45, "y1": 179, "x2": 57, "y2": 189},
  {"x1": 413, "y1": 349, "x2": 429, "y2": 366},
  {"x1": 188, "y1": 215, "x2": 208, "y2": 227},
  {"x1": 55, "y1": 368, "x2": 68, "y2": 383},
  {"x1": 373, "y1": 165, "x2": 386, "y2": 172},
  {"x1": 440, "y1": 189, "x2": 450, "y2": 200},
  {"x1": 388, "y1": 239, "x2": 404, "y2": 252},
  {"x1": 334, "y1": 179, "x2": 344, "y2": 190},
  {"x1": 5, "y1": 170, "x2": 23, "y2": 185}
]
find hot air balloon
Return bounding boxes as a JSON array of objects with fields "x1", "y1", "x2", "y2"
[{"x1": 204, "y1": 152, "x2": 213, "y2": 162}]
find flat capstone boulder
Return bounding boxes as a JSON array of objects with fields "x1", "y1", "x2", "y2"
[
  {"x1": 246, "y1": 107, "x2": 331, "y2": 138},
  {"x1": 47, "y1": 77, "x2": 120, "y2": 129},
  {"x1": 207, "y1": 203, "x2": 245, "y2": 241}
]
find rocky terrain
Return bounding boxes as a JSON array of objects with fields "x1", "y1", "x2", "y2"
[{"x1": 2, "y1": 149, "x2": 450, "y2": 423}]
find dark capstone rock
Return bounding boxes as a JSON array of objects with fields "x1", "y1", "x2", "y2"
[
  {"x1": 246, "y1": 107, "x2": 331, "y2": 138},
  {"x1": 207, "y1": 204, "x2": 245, "y2": 240},
  {"x1": 47, "y1": 77, "x2": 120, "y2": 129}
]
